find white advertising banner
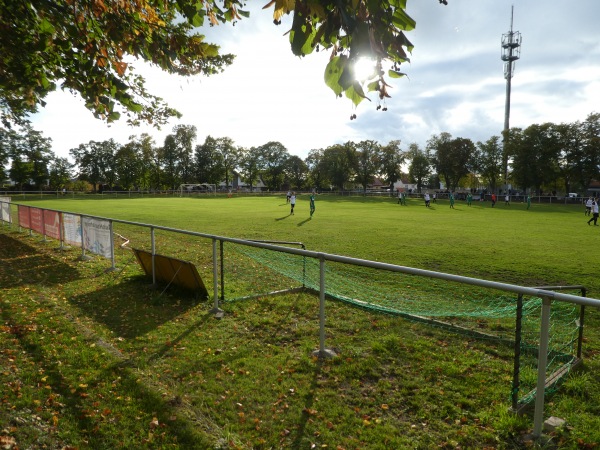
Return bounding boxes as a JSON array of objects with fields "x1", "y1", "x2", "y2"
[
  {"x1": 0, "y1": 199, "x2": 10, "y2": 223},
  {"x1": 82, "y1": 217, "x2": 112, "y2": 259},
  {"x1": 62, "y1": 213, "x2": 82, "y2": 246}
]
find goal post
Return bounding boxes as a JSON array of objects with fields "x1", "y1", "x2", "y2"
[{"x1": 179, "y1": 183, "x2": 216, "y2": 197}]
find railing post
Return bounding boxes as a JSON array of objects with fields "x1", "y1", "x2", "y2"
[
  {"x1": 210, "y1": 238, "x2": 224, "y2": 318},
  {"x1": 106, "y1": 220, "x2": 116, "y2": 271},
  {"x1": 41, "y1": 209, "x2": 47, "y2": 241},
  {"x1": 312, "y1": 255, "x2": 336, "y2": 359},
  {"x1": 150, "y1": 227, "x2": 156, "y2": 286},
  {"x1": 533, "y1": 296, "x2": 552, "y2": 438},
  {"x1": 511, "y1": 294, "x2": 523, "y2": 411},
  {"x1": 220, "y1": 240, "x2": 225, "y2": 301},
  {"x1": 577, "y1": 287, "x2": 586, "y2": 359}
]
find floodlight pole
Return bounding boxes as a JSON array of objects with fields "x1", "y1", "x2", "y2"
[{"x1": 501, "y1": 5, "x2": 521, "y2": 194}]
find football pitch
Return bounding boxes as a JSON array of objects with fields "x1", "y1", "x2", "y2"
[
  {"x1": 21, "y1": 193, "x2": 599, "y2": 291},
  {"x1": 2, "y1": 193, "x2": 600, "y2": 448}
]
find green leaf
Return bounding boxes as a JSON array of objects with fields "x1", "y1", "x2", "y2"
[
  {"x1": 389, "y1": 0, "x2": 408, "y2": 8},
  {"x1": 345, "y1": 82, "x2": 369, "y2": 106},
  {"x1": 388, "y1": 69, "x2": 406, "y2": 79},
  {"x1": 366, "y1": 80, "x2": 379, "y2": 92},
  {"x1": 191, "y1": 13, "x2": 204, "y2": 27},
  {"x1": 290, "y1": 12, "x2": 317, "y2": 56},
  {"x1": 324, "y1": 56, "x2": 347, "y2": 96},
  {"x1": 39, "y1": 18, "x2": 55, "y2": 35},
  {"x1": 392, "y1": 9, "x2": 416, "y2": 31}
]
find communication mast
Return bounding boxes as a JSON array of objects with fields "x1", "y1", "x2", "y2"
[{"x1": 501, "y1": 6, "x2": 521, "y2": 191}]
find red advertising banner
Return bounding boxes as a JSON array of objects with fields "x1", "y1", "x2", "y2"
[
  {"x1": 43, "y1": 210, "x2": 61, "y2": 240},
  {"x1": 18, "y1": 205, "x2": 30, "y2": 229},
  {"x1": 30, "y1": 208, "x2": 44, "y2": 234}
]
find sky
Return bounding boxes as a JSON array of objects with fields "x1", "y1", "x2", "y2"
[{"x1": 29, "y1": 1, "x2": 600, "y2": 162}]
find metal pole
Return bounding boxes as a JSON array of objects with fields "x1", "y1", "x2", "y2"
[
  {"x1": 41, "y1": 209, "x2": 47, "y2": 241},
  {"x1": 577, "y1": 287, "x2": 586, "y2": 359},
  {"x1": 577, "y1": 305, "x2": 585, "y2": 359},
  {"x1": 312, "y1": 256, "x2": 336, "y2": 359},
  {"x1": 151, "y1": 227, "x2": 156, "y2": 286},
  {"x1": 220, "y1": 240, "x2": 225, "y2": 301},
  {"x1": 210, "y1": 238, "x2": 224, "y2": 317},
  {"x1": 533, "y1": 297, "x2": 552, "y2": 438},
  {"x1": 108, "y1": 220, "x2": 116, "y2": 271},
  {"x1": 512, "y1": 294, "x2": 523, "y2": 411},
  {"x1": 80, "y1": 216, "x2": 86, "y2": 259},
  {"x1": 58, "y1": 211, "x2": 65, "y2": 250},
  {"x1": 319, "y1": 257, "x2": 326, "y2": 353}
]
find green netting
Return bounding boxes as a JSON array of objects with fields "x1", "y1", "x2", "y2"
[{"x1": 221, "y1": 242, "x2": 581, "y2": 408}]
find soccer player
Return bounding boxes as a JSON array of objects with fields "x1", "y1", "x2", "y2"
[
  {"x1": 587, "y1": 199, "x2": 599, "y2": 226},
  {"x1": 290, "y1": 192, "x2": 296, "y2": 215},
  {"x1": 309, "y1": 192, "x2": 316, "y2": 218}
]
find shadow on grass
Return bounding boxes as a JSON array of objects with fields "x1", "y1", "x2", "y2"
[
  {"x1": 0, "y1": 233, "x2": 81, "y2": 287},
  {"x1": 68, "y1": 278, "x2": 205, "y2": 339},
  {"x1": 1, "y1": 311, "x2": 215, "y2": 448}
]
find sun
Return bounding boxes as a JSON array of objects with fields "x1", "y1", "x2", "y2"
[{"x1": 353, "y1": 57, "x2": 377, "y2": 82}]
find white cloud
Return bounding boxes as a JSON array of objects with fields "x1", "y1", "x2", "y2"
[{"x1": 26, "y1": 0, "x2": 600, "y2": 161}]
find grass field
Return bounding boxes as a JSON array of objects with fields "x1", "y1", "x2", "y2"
[{"x1": 1, "y1": 194, "x2": 599, "y2": 449}]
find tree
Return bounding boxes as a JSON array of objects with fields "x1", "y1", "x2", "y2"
[
  {"x1": 128, "y1": 134, "x2": 159, "y2": 190},
  {"x1": 160, "y1": 135, "x2": 180, "y2": 190},
  {"x1": 70, "y1": 139, "x2": 118, "y2": 192},
  {"x1": 0, "y1": 126, "x2": 15, "y2": 180},
  {"x1": 321, "y1": 143, "x2": 356, "y2": 191},
  {"x1": 214, "y1": 137, "x2": 239, "y2": 188},
  {"x1": 379, "y1": 140, "x2": 405, "y2": 191},
  {"x1": 48, "y1": 157, "x2": 73, "y2": 190},
  {"x1": 305, "y1": 149, "x2": 330, "y2": 191},
  {"x1": 509, "y1": 124, "x2": 561, "y2": 195},
  {"x1": 237, "y1": 147, "x2": 261, "y2": 192},
  {"x1": 8, "y1": 156, "x2": 32, "y2": 190},
  {"x1": 257, "y1": 141, "x2": 289, "y2": 191},
  {"x1": 354, "y1": 140, "x2": 381, "y2": 193},
  {"x1": 1, "y1": 124, "x2": 54, "y2": 188},
  {"x1": 194, "y1": 136, "x2": 225, "y2": 186},
  {"x1": 577, "y1": 113, "x2": 600, "y2": 192},
  {"x1": 476, "y1": 136, "x2": 503, "y2": 193},
  {"x1": 284, "y1": 155, "x2": 309, "y2": 190},
  {"x1": 427, "y1": 133, "x2": 475, "y2": 192},
  {"x1": 171, "y1": 125, "x2": 198, "y2": 184},
  {"x1": 114, "y1": 142, "x2": 142, "y2": 190},
  {"x1": 1, "y1": 1, "x2": 440, "y2": 126},
  {"x1": 406, "y1": 143, "x2": 431, "y2": 193}
]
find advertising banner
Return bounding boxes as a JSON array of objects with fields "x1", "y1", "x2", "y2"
[
  {"x1": 62, "y1": 213, "x2": 82, "y2": 247},
  {"x1": 0, "y1": 201, "x2": 10, "y2": 223},
  {"x1": 43, "y1": 210, "x2": 61, "y2": 240},
  {"x1": 30, "y1": 208, "x2": 44, "y2": 234},
  {"x1": 82, "y1": 217, "x2": 112, "y2": 259},
  {"x1": 18, "y1": 205, "x2": 30, "y2": 229}
]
